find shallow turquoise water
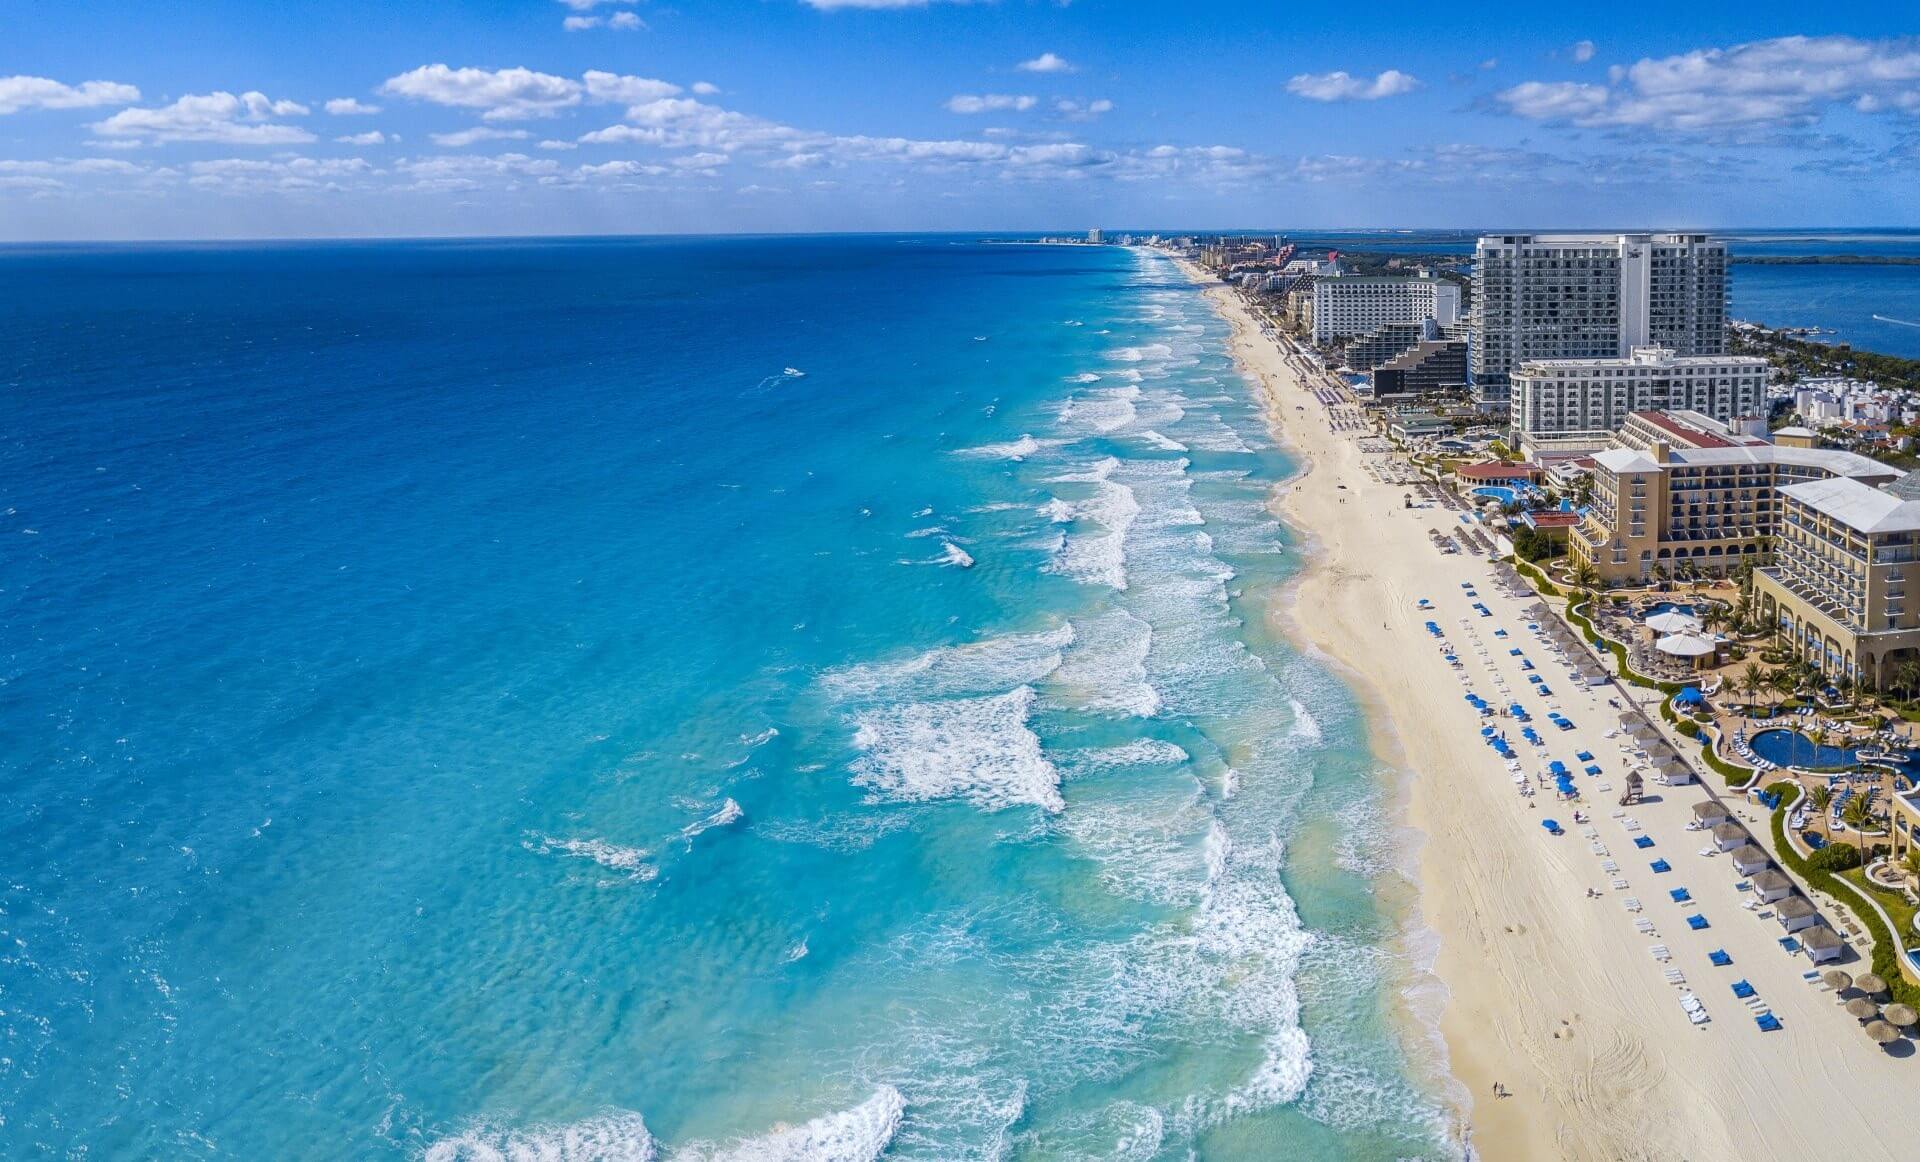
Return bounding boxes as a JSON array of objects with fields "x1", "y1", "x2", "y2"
[{"x1": 0, "y1": 238, "x2": 1458, "y2": 1158}]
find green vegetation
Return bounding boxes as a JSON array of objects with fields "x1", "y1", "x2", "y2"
[
  {"x1": 1766, "y1": 782, "x2": 1920, "y2": 1006},
  {"x1": 1809, "y1": 842, "x2": 1863, "y2": 873},
  {"x1": 1509, "y1": 524, "x2": 1564, "y2": 564}
]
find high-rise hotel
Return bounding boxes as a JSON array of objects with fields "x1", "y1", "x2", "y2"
[{"x1": 1471, "y1": 233, "x2": 1730, "y2": 411}]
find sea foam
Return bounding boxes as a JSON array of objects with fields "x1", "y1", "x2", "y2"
[{"x1": 851, "y1": 686, "x2": 1062, "y2": 813}]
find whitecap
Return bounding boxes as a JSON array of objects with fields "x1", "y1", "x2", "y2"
[
  {"x1": 1137, "y1": 430, "x2": 1188, "y2": 453},
  {"x1": 523, "y1": 834, "x2": 657, "y2": 882},
  {"x1": 822, "y1": 623, "x2": 1072, "y2": 702},
  {"x1": 1050, "y1": 609, "x2": 1160, "y2": 717},
  {"x1": 1287, "y1": 698, "x2": 1322, "y2": 744},
  {"x1": 937, "y1": 541, "x2": 975, "y2": 569},
  {"x1": 424, "y1": 1111, "x2": 658, "y2": 1161},
  {"x1": 674, "y1": 1087, "x2": 904, "y2": 1162},
  {"x1": 850, "y1": 686, "x2": 1063, "y2": 813},
  {"x1": 681, "y1": 798, "x2": 744, "y2": 844}
]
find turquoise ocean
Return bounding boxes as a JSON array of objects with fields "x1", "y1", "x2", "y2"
[{"x1": 0, "y1": 239, "x2": 1460, "y2": 1159}]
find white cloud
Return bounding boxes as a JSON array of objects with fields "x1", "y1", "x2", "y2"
[
  {"x1": 577, "y1": 159, "x2": 669, "y2": 178},
  {"x1": 691, "y1": 82, "x2": 721, "y2": 96},
  {"x1": 324, "y1": 97, "x2": 381, "y2": 115},
  {"x1": 1571, "y1": 40, "x2": 1597, "y2": 63},
  {"x1": 1496, "y1": 35, "x2": 1920, "y2": 133},
  {"x1": 945, "y1": 93, "x2": 1037, "y2": 114},
  {"x1": 539, "y1": 139, "x2": 578, "y2": 150},
  {"x1": 674, "y1": 151, "x2": 731, "y2": 170},
  {"x1": 556, "y1": 0, "x2": 634, "y2": 8},
  {"x1": 91, "y1": 91, "x2": 314, "y2": 145},
  {"x1": 431, "y1": 126, "x2": 532, "y2": 147},
  {"x1": 1018, "y1": 53, "x2": 1074, "y2": 74},
  {"x1": 608, "y1": 11, "x2": 645, "y2": 29},
  {"x1": 187, "y1": 155, "x2": 375, "y2": 193},
  {"x1": 1054, "y1": 98, "x2": 1113, "y2": 121},
  {"x1": 1480, "y1": 58, "x2": 1499, "y2": 71},
  {"x1": 1285, "y1": 69, "x2": 1422, "y2": 101},
  {"x1": 381, "y1": 64, "x2": 583, "y2": 120},
  {"x1": 0, "y1": 76, "x2": 141, "y2": 115},
  {"x1": 336, "y1": 130, "x2": 391, "y2": 145},
  {"x1": 582, "y1": 71, "x2": 681, "y2": 104},
  {"x1": 564, "y1": 15, "x2": 599, "y2": 29}
]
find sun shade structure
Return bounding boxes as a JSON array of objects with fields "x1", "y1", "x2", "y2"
[
  {"x1": 1824, "y1": 970, "x2": 1854, "y2": 991},
  {"x1": 1885, "y1": 1003, "x2": 1918, "y2": 1027},
  {"x1": 1846, "y1": 998, "x2": 1881, "y2": 1020},
  {"x1": 1857, "y1": 973, "x2": 1889, "y2": 997},
  {"x1": 1655, "y1": 633, "x2": 1717, "y2": 658},
  {"x1": 1867, "y1": 1020, "x2": 1902, "y2": 1045},
  {"x1": 1646, "y1": 610, "x2": 1704, "y2": 635}
]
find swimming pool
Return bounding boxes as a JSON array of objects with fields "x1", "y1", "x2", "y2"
[
  {"x1": 1472, "y1": 485, "x2": 1519, "y2": 506},
  {"x1": 1749, "y1": 728, "x2": 1856, "y2": 770}
]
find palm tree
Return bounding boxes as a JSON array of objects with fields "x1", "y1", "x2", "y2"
[
  {"x1": 1844, "y1": 793, "x2": 1873, "y2": 832},
  {"x1": 1651, "y1": 563, "x2": 1670, "y2": 590},
  {"x1": 1740, "y1": 662, "x2": 1765, "y2": 713},
  {"x1": 1767, "y1": 667, "x2": 1799, "y2": 715},
  {"x1": 1811, "y1": 784, "x2": 1834, "y2": 813},
  {"x1": 1571, "y1": 560, "x2": 1600, "y2": 591},
  {"x1": 1897, "y1": 657, "x2": 1920, "y2": 704}
]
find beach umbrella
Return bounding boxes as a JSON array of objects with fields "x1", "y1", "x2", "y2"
[
  {"x1": 1822, "y1": 970, "x2": 1854, "y2": 991},
  {"x1": 1885, "y1": 1003, "x2": 1918, "y2": 1028},
  {"x1": 1858, "y1": 973, "x2": 1890, "y2": 997},
  {"x1": 1846, "y1": 998, "x2": 1880, "y2": 1020},
  {"x1": 1867, "y1": 1020, "x2": 1902, "y2": 1045},
  {"x1": 1646, "y1": 610, "x2": 1704, "y2": 635},
  {"x1": 1656, "y1": 633, "x2": 1717, "y2": 658}
]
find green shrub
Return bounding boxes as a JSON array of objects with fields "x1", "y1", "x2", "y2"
[
  {"x1": 1809, "y1": 842, "x2": 1862, "y2": 873},
  {"x1": 1766, "y1": 786, "x2": 1919, "y2": 1005},
  {"x1": 1676, "y1": 719, "x2": 1701, "y2": 739}
]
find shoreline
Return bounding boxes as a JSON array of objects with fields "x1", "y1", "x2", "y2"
[{"x1": 1172, "y1": 250, "x2": 1920, "y2": 1161}]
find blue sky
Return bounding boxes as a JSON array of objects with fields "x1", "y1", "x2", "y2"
[{"x1": 3, "y1": 0, "x2": 1918, "y2": 238}]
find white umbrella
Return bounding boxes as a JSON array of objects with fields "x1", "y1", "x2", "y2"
[
  {"x1": 1656, "y1": 633, "x2": 1717, "y2": 658},
  {"x1": 1645, "y1": 610, "x2": 1703, "y2": 635}
]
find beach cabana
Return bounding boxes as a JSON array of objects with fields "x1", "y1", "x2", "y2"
[
  {"x1": 1801, "y1": 925, "x2": 1845, "y2": 964},
  {"x1": 1711, "y1": 822, "x2": 1750, "y2": 852},
  {"x1": 1692, "y1": 801, "x2": 1731, "y2": 828},
  {"x1": 1654, "y1": 756, "x2": 1693, "y2": 786},
  {"x1": 1730, "y1": 844, "x2": 1772, "y2": 876},
  {"x1": 1774, "y1": 895, "x2": 1820, "y2": 933},
  {"x1": 1750, "y1": 869, "x2": 1792, "y2": 903}
]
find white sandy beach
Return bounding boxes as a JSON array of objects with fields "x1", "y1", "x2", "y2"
[{"x1": 1183, "y1": 258, "x2": 1920, "y2": 1161}]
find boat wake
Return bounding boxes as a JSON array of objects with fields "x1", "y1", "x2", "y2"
[{"x1": 1872, "y1": 313, "x2": 1920, "y2": 328}]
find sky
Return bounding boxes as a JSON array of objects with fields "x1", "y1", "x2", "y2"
[{"x1": 3, "y1": 0, "x2": 1918, "y2": 239}]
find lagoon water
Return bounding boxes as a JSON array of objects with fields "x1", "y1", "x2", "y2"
[{"x1": 0, "y1": 239, "x2": 1457, "y2": 1158}]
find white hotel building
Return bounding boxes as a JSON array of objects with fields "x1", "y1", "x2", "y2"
[
  {"x1": 1310, "y1": 277, "x2": 1460, "y2": 345},
  {"x1": 1471, "y1": 233, "x2": 1729, "y2": 409},
  {"x1": 1512, "y1": 346, "x2": 1770, "y2": 456}
]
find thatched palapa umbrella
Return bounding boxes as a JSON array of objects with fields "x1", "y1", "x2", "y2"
[
  {"x1": 1867, "y1": 1020, "x2": 1901, "y2": 1045},
  {"x1": 1857, "y1": 973, "x2": 1890, "y2": 998},
  {"x1": 1884, "y1": 1003, "x2": 1918, "y2": 1028},
  {"x1": 1846, "y1": 997, "x2": 1881, "y2": 1020},
  {"x1": 1823, "y1": 970, "x2": 1854, "y2": 991}
]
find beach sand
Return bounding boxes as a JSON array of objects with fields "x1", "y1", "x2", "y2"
[{"x1": 1183, "y1": 257, "x2": 1920, "y2": 1161}]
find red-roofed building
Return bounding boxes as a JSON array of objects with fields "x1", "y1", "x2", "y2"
[{"x1": 1455, "y1": 462, "x2": 1542, "y2": 483}]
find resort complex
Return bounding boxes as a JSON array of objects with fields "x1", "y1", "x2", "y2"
[{"x1": 1512, "y1": 345, "x2": 1769, "y2": 457}]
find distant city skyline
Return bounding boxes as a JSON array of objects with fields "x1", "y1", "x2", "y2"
[{"x1": 4, "y1": 1, "x2": 1918, "y2": 239}]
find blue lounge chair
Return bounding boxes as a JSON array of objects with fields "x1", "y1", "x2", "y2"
[
  {"x1": 1779, "y1": 936, "x2": 1800, "y2": 952},
  {"x1": 1651, "y1": 859, "x2": 1672, "y2": 873},
  {"x1": 1757, "y1": 1013, "x2": 1782, "y2": 1032},
  {"x1": 1537, "y1": 686, "x2": 1553, "y2": 696},
  {"x1": 1731, "y1": 980, "x2": 1755, "y2": 998},
  {"x1": 1670, "y1": 887, "x2": 1691, "y2": 902},
  {"x1": 1687, "y1": 914, "x2": 1710, "y2": 930},
  {"x1": 1635, "y1": 836, "x2": 1655, "y2": 849},
  {"x1": 1585, "y1": 764, "x2": 1603, "y2": 776},
  {"x1": 1542, "y1": 819, "x2": 1563, "y2": 835},
  {"x1": 1709, "y1": 949, "x2": 1732, "y2": 966}
]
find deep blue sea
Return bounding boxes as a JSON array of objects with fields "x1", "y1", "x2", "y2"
[{"x1": 0, "y1": 238, "x2": 1460, "y2": 1159}]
